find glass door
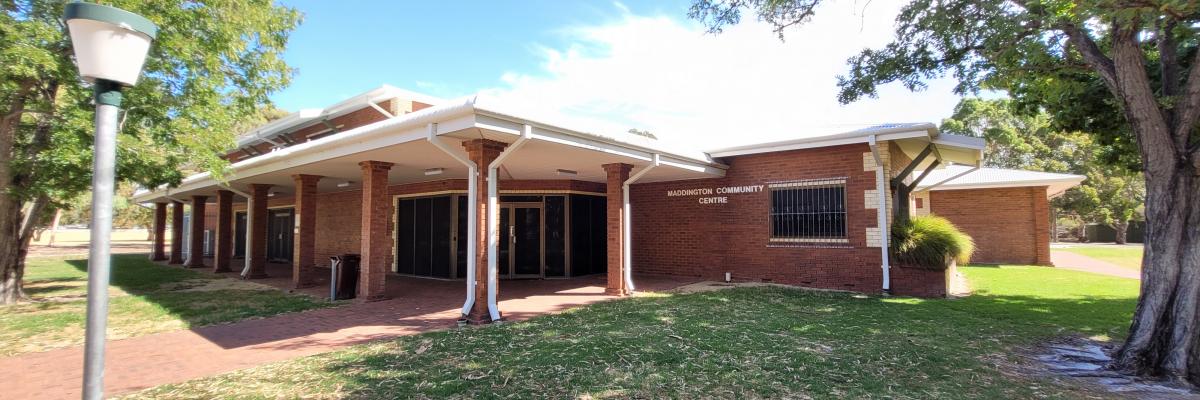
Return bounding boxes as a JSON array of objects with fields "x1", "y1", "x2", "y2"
[{"x1": 499, "y1": 203, "x2": 544, "y2": 278}]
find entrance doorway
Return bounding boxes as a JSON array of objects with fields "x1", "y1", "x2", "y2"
[
  {"x1": 234, "y1": 212, "x2": 246, "y2": 258},
  {"x1": 499, "y1": 203, "x2": 543, "y2": 278},
  {"x1": 266, "y1": 208, "x2": 294, "y2": 262}
]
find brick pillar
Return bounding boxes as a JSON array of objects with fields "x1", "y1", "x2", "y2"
[
  {"x1": 292, "y1": 174, "x2": 322, "y2": 288},
  {"x1": 245, "y1": 184, "x2": 271, "y2": 279},
  {"x1": 151, "y1": 203, "x2": 167, "y2": 261},
  {"x1": 213, "y1": 190, "x2": 235, "y2": 273},
  {"x1": 1032, "y1": 186, "x2": 1052, "y2": 266},
  {"x1": 463, "y1": 139, "x2": 507, "y2": 323},
  {"x1": 358, "y1": 161, "x2": 393, "y2": 302},
  {"x1": 603, "y1": 163, "x2": 633, "y2": 296},
  {"x1": 185, "y1": 195, "x2": 208, "y2": 267},
  {"x1": 168, "y1": 201, "x2": 184, "y2": 264}
]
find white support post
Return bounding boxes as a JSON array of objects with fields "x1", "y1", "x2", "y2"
[
  {"x1": 868, "y1": 135, "x2": 891, "y2": 293},
  {"x1": 621, "y1": 154, "x2": 660, "y2": 293},
  {"x1": 485, "y1": 125, "x2": 531, "y2": 321}
]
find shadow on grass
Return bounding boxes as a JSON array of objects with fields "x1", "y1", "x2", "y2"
[
  {"x1": 298, "y1": 281, "x2": 1138, "y2": 399},
  {"x1": 51, "y1": 255, "x2": 333, "y2": 339}
]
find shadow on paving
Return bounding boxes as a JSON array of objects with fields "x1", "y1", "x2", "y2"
[{"x1": 296, "y1": 284, "x2": 1138, "y2": 399}]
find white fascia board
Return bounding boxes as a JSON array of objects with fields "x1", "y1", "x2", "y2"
[
  {"x1": 527, "y1": 127, "x2": 654, "y2": 162},
  {"x1": 137, "y1": 99, "x2": 478, "y2": 203},
  {"x1": 709, "y1": 130, "x2": 931, "y2": 158},
  {"x1": 659, "y1": 155, "x2": 726, "y2": 176},
  {"x1": 233, "y1": 85, "x2": 443, "y2": 149},
  {"x1": 932, "y1": 133, "x2": 986, "y2": 150},
  {"x1": 928, "y1": 177, "x2": 1086, "y2": 191},
  {"x1": 471, "y1": 111, "x2": 726, "y2": 175}
]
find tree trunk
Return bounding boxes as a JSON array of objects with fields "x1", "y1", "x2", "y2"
[
  {"x1": 0, "y1": 81, "x2": 33, "y2": 305},
  {"x1": 1113, "y1": 164, "x2": 1200, "y2": 385},
  {"x1": 1113, "y1": 220, "x2": 1130, "y2": 245}
]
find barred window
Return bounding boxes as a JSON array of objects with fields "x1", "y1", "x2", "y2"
[{"x1": 769, "y1": 178, "x2": 847, "y2": 243}]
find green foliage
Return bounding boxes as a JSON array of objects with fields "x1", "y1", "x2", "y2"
[
  {"x1": 1, "y1": 0, "x2": 301, "y2": 207},
  {"x1": 941, "y1": 98, "x2": 1145, "y2": 230},
  {"x1": 891, "y1": 215, "x2": 974, "y2": 269}
]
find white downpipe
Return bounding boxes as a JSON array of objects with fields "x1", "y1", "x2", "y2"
[
  {"x1": 621, "y1": 154, "x2": 660, "y2": 293},
  {"x1": 425, "y1": 123, "x2": 479, "y2": 318},
  {"x1": 216, "y1": 185, "x2": 254, "y2": 277},
  {"x1": 868, "y1": 135, "x2": 891, "y2": 293},
  {"x1": 486, "y1": 125, "x2": 532, "y2": 321}
]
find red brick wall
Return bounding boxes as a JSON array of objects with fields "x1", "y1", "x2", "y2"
[
  {"x1": 630, "y1": 144, "x2": 889, "y2": 293},
  {"x1": 929, "y1": 186, "x2": 1052, "y2": 265}
]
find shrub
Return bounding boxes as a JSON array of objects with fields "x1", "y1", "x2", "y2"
[{"x1": 891, "y1": 215, "x2": 975, "y2": 269}]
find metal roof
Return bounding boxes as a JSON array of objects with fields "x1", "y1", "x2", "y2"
[{"x1": 916, "y1": 165, "x2": 1086, "y2": 195}]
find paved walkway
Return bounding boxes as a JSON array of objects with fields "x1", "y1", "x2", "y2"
[
  {"x1": 1051, "y1": 250, "x2": 1141, "y2": 280},
  {"x1": 0, "y1": 272, "x2": 694, "y2": 399}
]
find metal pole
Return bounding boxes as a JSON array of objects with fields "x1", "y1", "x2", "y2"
[{"x1": 82, "y1": 80, "x2": 123, "y2": 400}]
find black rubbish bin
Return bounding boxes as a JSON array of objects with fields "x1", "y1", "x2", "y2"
[{"x1": 331, "y1": 254, "x2": 360, "y2": 300}]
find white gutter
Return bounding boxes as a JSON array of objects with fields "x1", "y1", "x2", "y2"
[
  {"x1": 868, "y1": 135, "x2": 891, "y2": 293},
  {"x1": 622, "y1": 154, "x2": 659, "y2": 293},
  {"x1": 425, "y1": 123, "x2": 479, "y2": 319},
  {"x1": 485, "y1": 125, "x2": 531, "y2": 322}
]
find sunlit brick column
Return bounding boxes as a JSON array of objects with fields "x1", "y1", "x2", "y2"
[
  {"x1": 213, "y1": 190, "x2": 234, "y2": 273},
  {"x1": 185, "y1": 195, "x2": 208, "y2": 267},
  {"x1": 603, "y1": 163, "x2": 633, "y2": 296},
  {"x1": 292, "y1": 174, "x2": 322, "y2": 288},
  {"x1": 245, "y1": 184, "x2": 272, "y2": 279},
  {"x1": 463, "y1": 139, "x2": 506, "y2": 323},
  {"x1": 168, "y1": 200, "x2": 184, "y2": 264},
  {"x1": 151, "y1": 202, "x2": 167, "y2": 261},
  {"x1": 1032, "y1": 186, "x2": 1052, "y2": 266},
  {"x1": 358, "y1": 161, "x2": 393, "y2": 302}
]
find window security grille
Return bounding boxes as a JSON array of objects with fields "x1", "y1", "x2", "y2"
[{"x1": 768, "y1": 178, "x2": 848, "y2": 243}]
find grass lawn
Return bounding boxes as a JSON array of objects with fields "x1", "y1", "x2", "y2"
[
  {"x1": 1059, "y1": 244, "x2": 1144, "y2": 270},
  {"x1": 0, "y1": 254, "x2": 335, "y2": 356},
  {"x1": 127, "y1": 266, "x2": 1138, "y2": 399}
]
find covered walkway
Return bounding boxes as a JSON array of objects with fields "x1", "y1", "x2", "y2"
[{"x1": 0, "y1": 270, "x2": 697, "y2": 399}]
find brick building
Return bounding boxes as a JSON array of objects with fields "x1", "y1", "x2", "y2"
[
  {"x1": 911, "y1": 166, "x2": 1084, "y2": 265},
  {"x1": 135, "y1": 85, "x2": 1076, "y2": 322}
]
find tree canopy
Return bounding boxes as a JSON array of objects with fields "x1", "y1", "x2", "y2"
[{"x1": 0, "y1": 0, "x2": 301, "y2": 304}]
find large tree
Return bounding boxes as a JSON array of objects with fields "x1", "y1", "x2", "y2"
[
  {"x1": 0, "y1": 0, "x2": 300, "y2": 304},
  {"x1": 692, "y1": 0, "x2": 1200, "y2": 385}
]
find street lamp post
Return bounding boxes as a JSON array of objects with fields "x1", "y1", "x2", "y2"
[{"x1": 62, "y1": 3, "x2": 157, "y2": 399}]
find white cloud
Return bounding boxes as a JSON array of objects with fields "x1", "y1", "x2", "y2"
[{"x1": 479, "y1": 1, "x2": 965, "y2": 151}]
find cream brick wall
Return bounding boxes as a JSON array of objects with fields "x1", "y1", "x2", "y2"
[{"x1": 862, "y1": 141, "x2": 895, "y2": 248}]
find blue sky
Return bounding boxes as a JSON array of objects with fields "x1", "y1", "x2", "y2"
[
  {"x1": 272, "y1": 0, "x2": 694, "y2": 109},
  {"x1": 270, "y1": 1, "x2": 968, "y2": 149}
]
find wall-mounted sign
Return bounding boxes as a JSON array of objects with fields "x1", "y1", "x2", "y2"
[{"x1": 666, "y1": 184, "x2": 765, "y2": 204}]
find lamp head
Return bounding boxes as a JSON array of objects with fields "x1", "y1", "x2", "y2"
[{"x1": 63, "y1": 2, "x2": 157, "y2": 87}]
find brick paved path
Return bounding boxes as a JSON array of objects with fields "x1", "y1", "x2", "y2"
[
  {"x1": 0, "y1": 273, "x2": 692, "y2": 399},
  {"x1": 1050, "y1": 250, "x2": 1141, "y2": 280}
]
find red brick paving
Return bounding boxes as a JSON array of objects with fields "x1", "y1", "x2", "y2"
[{"x1": 0, "y1": 260, "x2": 695, "y2": 400}]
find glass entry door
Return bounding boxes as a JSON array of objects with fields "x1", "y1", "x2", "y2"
[{"x1": 499, "y1": 203, "x2": 543, "y2": 278}]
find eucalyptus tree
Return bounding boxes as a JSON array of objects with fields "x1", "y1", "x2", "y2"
[
  {"x1": 0, "y1": 0, "x2": 300, "y2": 304},
  {"x1": 692, "y1": 0, "x2": 1200, "y2": 385}
]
